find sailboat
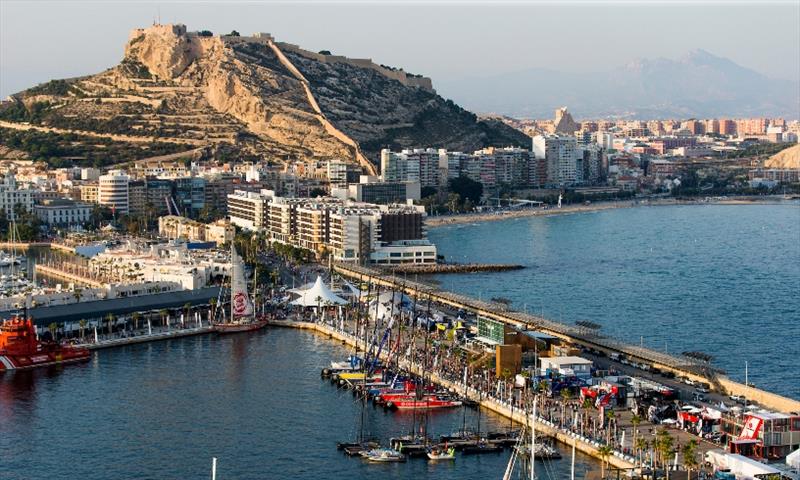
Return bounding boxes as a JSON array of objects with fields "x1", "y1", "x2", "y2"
[{"x1": 213, "y1": 244, "x2": 268, "y2": 334}]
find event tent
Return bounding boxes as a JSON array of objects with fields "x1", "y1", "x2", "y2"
[{"x1": 290, "y1": 276, "x2": 347, "y2": 307}]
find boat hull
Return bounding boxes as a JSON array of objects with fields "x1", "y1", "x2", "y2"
[
  {"x1": 213, "y1": 319, "x2": 268, "y2": 334},
  {"x1": 0, "y1": 349, "x2": 90, "y2": 371}
]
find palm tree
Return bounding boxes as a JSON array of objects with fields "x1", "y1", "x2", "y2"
[
  {"x1": 656, "y1": 428, "x2": 675, "y2": 478},
  {"x1": 73, "y1": 288, "x2": 83, "y2": 303},
  {"x1": 131, "y1": 312, "x2": 141, "y2": 332},
  {"x1": 631, "y1": 414, "x2": 641, "y2": 455},
  {"x1": 597, "y1": 444, "x2": 613, "y2": 479},
  {"x1": 48, "y1": 322, "x2": 58, "y2": 341},
  {"x1": 105, "y1": 313, "x2": 115, "y2": 335},
  {"x1": 159, "y1": 309, "x2": 168, "y2": 328},
  {"x1": 682, "y1": 439, "x2": 699, "y2": 479},
  {"x1": 183, "y1": 302, "x2": 192, "y2": 323},
  {"x1": 635, "y1": 437, "x2": 649, "y2": 466},
  {"x1": 560, "y1": 388, "x2": 572, "y2": 425},
  {"x1": 78, "y1": 319, "x2": 87, "y2": 340}
]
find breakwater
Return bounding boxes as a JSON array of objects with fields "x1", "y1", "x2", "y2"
[
  {"x1": 270, "y1": 319, "x2": 636, "y2": 470},
  {"x1": 332, "y1": 262, "x2": 800, "y2": 414},
  {"x1": 382, "y1": 263, "x2": 524, "y2": 274}
]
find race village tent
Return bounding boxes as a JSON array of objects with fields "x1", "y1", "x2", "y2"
[{"x1": 290, "y1": 276, "x2": 347, "y2": 307}]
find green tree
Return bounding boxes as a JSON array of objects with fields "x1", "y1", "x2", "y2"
[
  {"x1": 159, "y1": 309, "x2": 168, "y2": 328},
  {"x1": 597, "y1": 444, "x2": 613, "y2": 479},
  {"x1": 131, "y1": 312, "x2": 141, "y2": 331},
  {"x1": 78, "y1": 319, "x2": 87, "y2": 340},
  {"x1": 48, "y1": 322, "x2": 58, "y2": 341},
  {"x1": 105, "y1": 313, "x2": 115, "y2": 335},
  {"x1": 448, "y1": 176, "x2": 483, "y2": 205},
  {"x1": 682, "y1": 439, "x2": 699, "y2": 479}
]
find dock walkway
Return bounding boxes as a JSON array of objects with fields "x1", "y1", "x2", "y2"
[
  {"x1": 75, "y1": 325, "x2": 215, "y2": 350},
  {"x1": 269, "y1": 319, "x2": 637, "y2": 471},
  {"x1": 332, "y1": 263, "x2": 800, "y2": 414}
]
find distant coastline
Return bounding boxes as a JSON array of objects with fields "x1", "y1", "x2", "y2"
[{"x1": 425, "y1": 195, "x2": 795, "y2": 228}]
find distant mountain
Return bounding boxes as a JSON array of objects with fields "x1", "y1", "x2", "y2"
[{"x1": 437, "y1": 49, "x2": 799, "y2": 119}]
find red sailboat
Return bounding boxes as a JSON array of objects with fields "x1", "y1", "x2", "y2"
[{"x1": 0, "y1": 316, "x2": 90, "y2": 371}]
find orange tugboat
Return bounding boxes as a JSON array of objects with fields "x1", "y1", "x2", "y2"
[{"x1": 0, "y1": 316, "x2": 90, "y2": 371}]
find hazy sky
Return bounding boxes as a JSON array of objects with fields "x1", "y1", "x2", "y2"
[{"x1": 1, "y1": 1, "x2": 798, "y2": 98}]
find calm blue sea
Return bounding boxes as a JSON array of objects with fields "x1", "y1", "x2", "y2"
[{"x1": 428, "y1": 204, "x2": 800, "y2": 400}]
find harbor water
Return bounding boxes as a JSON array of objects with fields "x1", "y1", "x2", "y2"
[
  {"x1": 427, "y1": 203, "x2": 800, "y2": 400},
  {"x1": 0, "y1": 328, "x2": 599, "y2": 479}
]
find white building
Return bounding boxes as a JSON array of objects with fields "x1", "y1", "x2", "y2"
[
  {"x1": 0, "y1": 174, "x2": 34, "y2": 220},
  {"x1": 34, "y1": 199, "x2": 92, "y2": 227},
  {"x1": 532, "y1": 135, "x2": 580, "y2": 187},
  {"x1": 539, "y1": 356, "x2": 593, "y2": 379},
  {"x1": 98, "y1": 170, "x2": 130, "y2": 215},
  {"x1": 226, "y1": 190, "x2": 273, "y2": 231}
]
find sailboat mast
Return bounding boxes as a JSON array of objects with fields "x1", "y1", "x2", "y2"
[
  {"x1": 230, "y1": 242, "x2": 235, "y2": 324},
  {"x1": 531, "y1": 397, "x2": 536, "y2": 480}
]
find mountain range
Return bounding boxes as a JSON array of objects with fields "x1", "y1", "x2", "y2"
[{"x1": 437, "y1": 49, "x2": 799, "y2": 119}]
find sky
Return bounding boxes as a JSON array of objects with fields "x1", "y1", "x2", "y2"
[{"x1": 1, "y1": 0, "x2": 799, "y2": 99}]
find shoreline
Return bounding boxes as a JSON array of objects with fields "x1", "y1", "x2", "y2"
[{"x1": 425, "y1": 195, "x2": 796, "y2": 228}]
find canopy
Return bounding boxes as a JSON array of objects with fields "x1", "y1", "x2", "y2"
[
  {"x1": 290, "y1": 276, "x2": 347, "y2": 307},
  {"x1": 787, "y1": 448, "x2": 800, "y2": 469}
]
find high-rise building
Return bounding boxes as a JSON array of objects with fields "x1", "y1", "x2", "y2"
[
  {"x1": 128, "y1": 180, "x2": 146, "y2": 217},
  {"x1": 98, "y1": 170, "x2": 130, "y2": 215},
  {"x1": 0, "y1": 175, "x2": 34, "y2": 220},
  {"x1": 532, "y1": 135, "x2": 580, "y2": 186}
]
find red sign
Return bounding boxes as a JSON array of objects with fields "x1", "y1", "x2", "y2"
[
  {"x1": 233, "y1": 292, "x2": 248, "y2": 316},
  {"x1": 738, "y1": 415, "x2": 763, "y2": 440}
]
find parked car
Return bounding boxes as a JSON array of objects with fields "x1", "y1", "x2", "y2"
[
  {"x1": 729, "y1": 394, "x2": 745, "y2": 404},
  {"x1": 696, "y1": 387, "x2": 710, "y2": 393}
]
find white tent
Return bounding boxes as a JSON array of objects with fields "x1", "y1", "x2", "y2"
[
  {"x1": 290, "y1": 276, "x2": 347, "y2": 307},
  {"x1": 787, "y1": 448, "x2": 800, "y2": 469}
]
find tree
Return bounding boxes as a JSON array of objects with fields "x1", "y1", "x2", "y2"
[
  {"x1": 105, "y1": 313, "x2": 115, "y2": 335},
  {"x1": 448, "y1": 176, "x2": 483, "y2": 205},
  {"x1": 159, "y1": 309, "x2": 169, "y2": 328},
  {"x1": 655, "y1": 429, "x2": 674, "y2": 477},
  {"x1": 48, "y1": 322, "x2": 58, "y2": 341},
  {"x1": 597, "y1": 444, "x2": 613, "y2": 479},
  {"x1": 78, "y1": 319, "x2": 87, "y2": 340},
  {"x1": 131, "y1": 312, "x2": 141, "y2": 331},
  {"x1": 73, "y1": 289, "x2": 83, "y2": 303},
  {"x1": 184, "y1": 302, "x2": 192, "y2": 323},
  {"x1": 682, "y1": 439, "x2": 699, "y2": 479},
  {"x1": 446, "y1": 192, "x2": 461, "y2": 213},
  {"x1": 631, "y1": 414, "x2": 641, "y2": 457},
  {"x1": 635, "y1": 437, "x2": 648, "y2": 466}
]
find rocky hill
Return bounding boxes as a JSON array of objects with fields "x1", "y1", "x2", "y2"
[{"x1": 0, "y1": 24, "x2": 529, "y2": 171}]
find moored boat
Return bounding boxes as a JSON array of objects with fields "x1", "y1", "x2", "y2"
[
  {"x1": 362, "y1": 448, "x2": 406, "y2": 463},
  {"x1": 385, "y1": 395, "x2": 462, "y2": 410},
  {"x1": 213, "y1": 245, "x2": 268, "y2": 334},
  {"x1": 427, "y1": 445, "x2": 456, "y2": 461},
  {"x1": 0, "y1": 316, "x2": 90, "y2": 371}
]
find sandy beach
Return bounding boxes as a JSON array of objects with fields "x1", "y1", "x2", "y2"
[{"x1": 425, "y1": 196, "x2": 794, "y2": 228}]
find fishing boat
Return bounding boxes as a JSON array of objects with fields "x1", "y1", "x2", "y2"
[
  {"x1": 213, "y1": 245, "x2": 267, "y2": 334},
  {"x1": 362, "y1": 448, "x2": 406, "y2": 463},
  {"x1": 427, "y1": 445, "x2": 456, "y2": 461},
  {"x1": 0, "y1": 316, "x2": 90, "y2": 371}
]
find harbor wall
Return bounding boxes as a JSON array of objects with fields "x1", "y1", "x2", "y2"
[
  {"x1": 332, "y1": 263, "x2": 800, "y2": 414},
  {"x1": 270, "y1": 320, "x2": 636, "y2": 471}
]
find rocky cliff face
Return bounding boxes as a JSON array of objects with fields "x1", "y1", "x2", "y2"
[{"x1": 1, "y1": 24, "x2": 530, "y2": 170}]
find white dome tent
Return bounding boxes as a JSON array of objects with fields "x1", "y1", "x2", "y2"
[{"x1": 290, "y1": 276, "x2": 347, "y2": 307}]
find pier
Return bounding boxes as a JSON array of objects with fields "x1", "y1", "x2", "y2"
[
  {"x1": 332, "y1": 262, "x2": 800, "y2": 414},
  {"x1": 35, "y1": 262, "x2": 106, "y2": 288},
  {"x1": 269, "y1": 319, "x2": 638, "y2": 470},
  {"x1": 76, "y1": 325, "x2": 215, "y2": 350},
  {"x1": 381, "y1": 263, "x2": 524, "y2": 274}
]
